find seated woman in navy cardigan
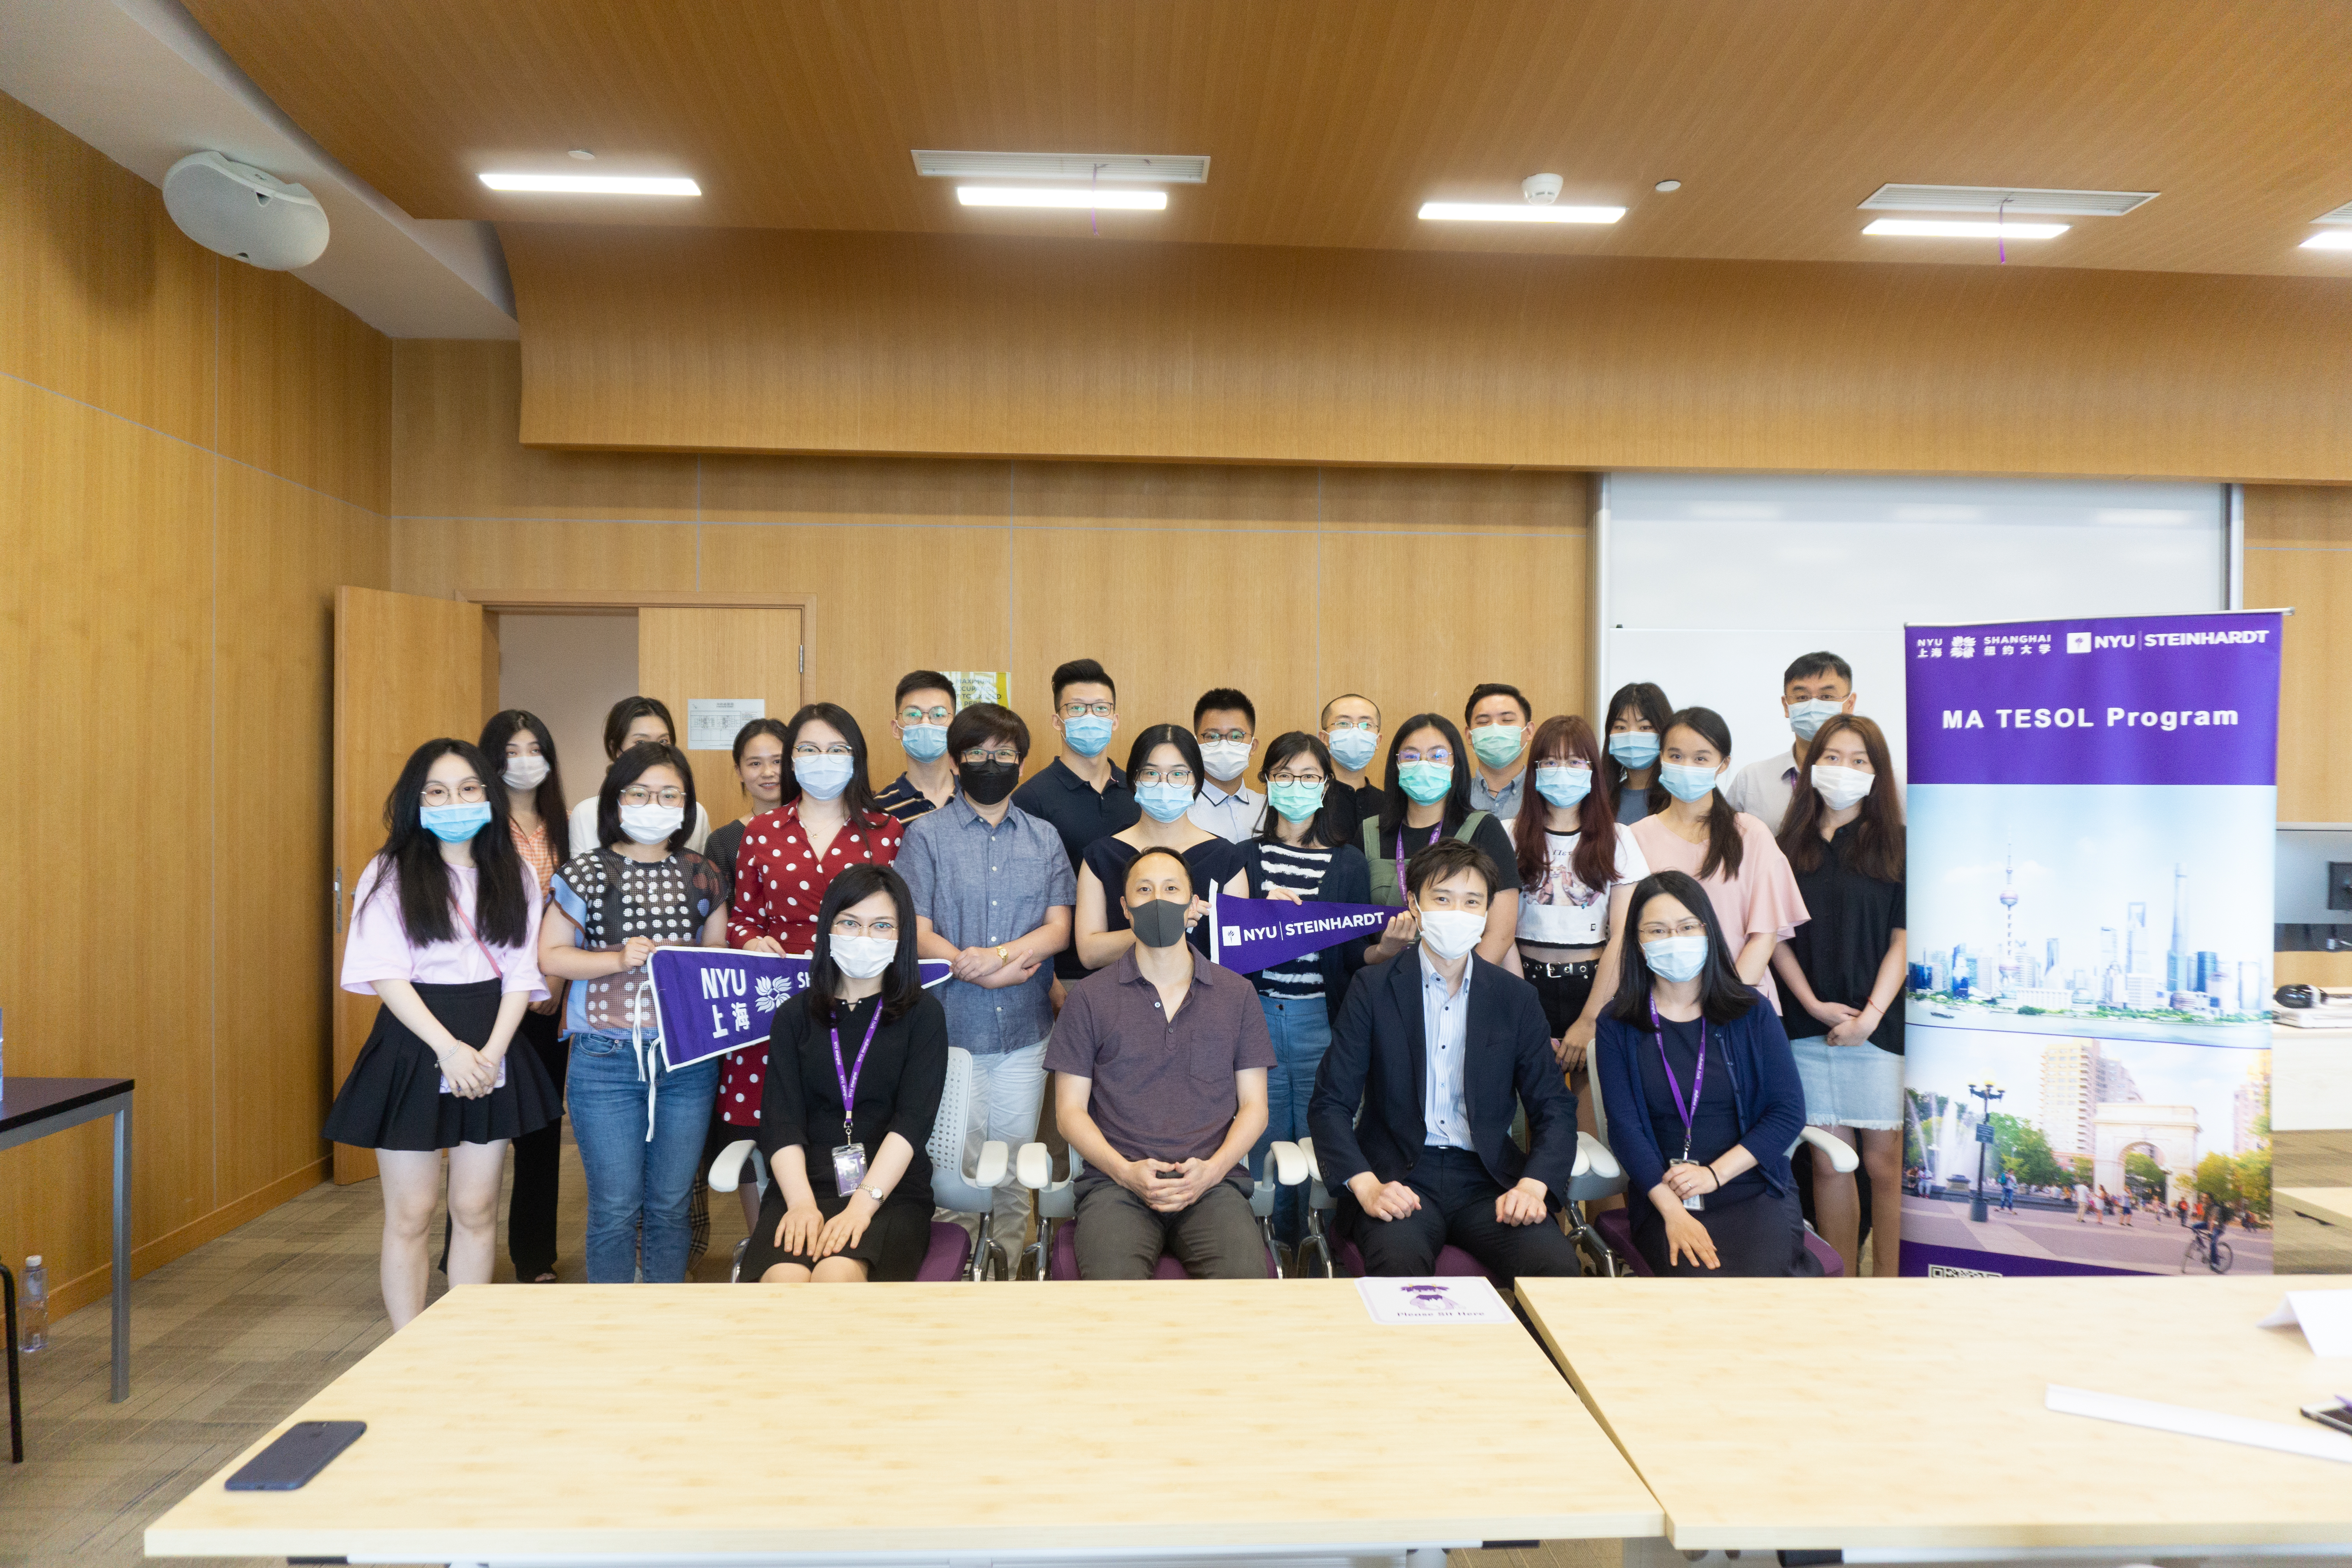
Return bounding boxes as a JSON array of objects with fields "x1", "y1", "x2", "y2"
[{"x1": 1593, "y1": 869, "x2": 1821, "y2": 1277}]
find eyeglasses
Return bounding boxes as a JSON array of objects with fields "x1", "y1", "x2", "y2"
[
  {"x1": 620, "y1": 785, "x2": 688, "y2": 808},
  {"x1": 1396, "y1": 748, "x2": 1454, "y2": 766},
  {"x1": 1636, "y1": 920, "x2": 1708, "y2": 942},
  {"x1": 900, "y1": 704, "x2": 953, "y2": 724},
  {"x1": 1326, "y1": 717, "x2": 1377, "y2": 731},
  {"x1": 1060, "y1": 701, "x2": 1115, "y2": 719},
  {"x1": 1197, "y1": 727, "x2": 1250, "y2": 746},
  {"x1": 421, "y1": 780, "x2": 488, "y2": 804},
  {"x1": 1268, "y1": 771, "x2": 1327, "y2": 787},
  {"x1": 1135, "y1": 766, "x2": 1194, "y2": 787},
  {"x1": 831, "y1": 915, "x2": 899, "y2": 938},
  {"x1": 792, "y1": 743, "x2": 854, "y2": 759},
  {"x1": 960, "y1": 748, "x2": 1020, "y2": 766}
]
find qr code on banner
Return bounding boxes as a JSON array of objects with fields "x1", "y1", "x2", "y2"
[{"x1": 1926, "y1": 1264, "x2": 2003, "y2": 1279}]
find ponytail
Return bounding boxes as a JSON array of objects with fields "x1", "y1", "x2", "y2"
[{"x1": 1696, "y1": 793, "x2": 1745, "y2": 882}]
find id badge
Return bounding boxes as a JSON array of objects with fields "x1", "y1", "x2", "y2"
[
  {"x1": 1668, "y1": 1158, "x2": 1707, "y2": 1212},
  {"x1": 831, "y1": 1142, "x2": 868, "y2": 1197}
]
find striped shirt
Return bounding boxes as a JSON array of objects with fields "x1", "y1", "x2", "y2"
[
  {"x1": 1252, "y1": 841, "x2": 1334, "y2": 1000},
  {"x1": 873, "y1": 771, "x2": 949, "y2": 824}
]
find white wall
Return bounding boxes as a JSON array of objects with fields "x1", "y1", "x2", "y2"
[{"x1": 497, "y1": 611, "x2": 639, "y2": 815}]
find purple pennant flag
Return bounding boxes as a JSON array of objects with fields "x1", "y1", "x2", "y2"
[
  {"x1": 647, "y1": 948, "x2": 950, "y2": 1071},
  {"x1": 1210, "y1": 892, "x2": 1394, "y2": 974}
]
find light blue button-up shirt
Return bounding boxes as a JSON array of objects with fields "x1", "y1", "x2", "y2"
[
  {"x1": 897, "y1": 796, "x2": 1076, "y2": 1056},
  {"x1": 1419, "y1": 948, "x2": 1475, "y2": 1151}
]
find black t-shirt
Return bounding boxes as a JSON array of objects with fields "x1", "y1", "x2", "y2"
[
  {"x1": 1636, "y1": 1015, "x2": 1763, "y2": 1204},
  {"x1": 1783, "y1": 822, "x2": 1906, "y2": 1054},
  {"x1": 1080, "y1": 834, "x2": 1246, "y2": 963},
  {"x1": 1326, "y1": 782, "x2": 1389, "y2": 853},
  {"x1": 704, "y1": 818, "x2": 748, "y2": 884}
]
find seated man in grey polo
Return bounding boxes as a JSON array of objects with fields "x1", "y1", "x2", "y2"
[{"x1": 1046, "y1": 847, "x2": 1273, "y2": 1279}]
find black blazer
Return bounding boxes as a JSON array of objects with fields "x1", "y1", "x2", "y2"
[{"x1": 1308, "y1": 949, "x2": 1579, "y2": 1205}]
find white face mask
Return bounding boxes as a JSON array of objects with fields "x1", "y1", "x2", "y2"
[
  {"x1": 1418, "y1": 907, "x2": 1485, "y2": 962},
  {"x1": 1811, "y1": 764, "x2": 1873, "y2": 811},
  {"x1": 831, "y1": 934, "x2": 896, "y2": 980},
  {"x1": 1198, "y1": 739, "x2": 1251, "y2": 783},
  {"x1": 619, "y1": 803, "x2": 684, "y2": 845},
  {"x1": 502, "y1": 755, "x2": 549, "y2": 791}
]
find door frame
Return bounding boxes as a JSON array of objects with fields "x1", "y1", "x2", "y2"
[{"x1": 458, "y1": 588, "x2": 816, "y2": 703}]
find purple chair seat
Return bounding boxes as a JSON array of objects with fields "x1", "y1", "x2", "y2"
[
  {"x1": 1047, "y1": 1220, "x2": 1269, "y2": 1279},
  {"x1": 1331, "y1": 1238, "x2": 1496, "y2": 1281},
  {"x1": 918, "y1": 1221, "x2": 973, "y2": 1282},
  {"x1": 1589, "y1": 1205, "x2": 1843, "y2": 1277}
]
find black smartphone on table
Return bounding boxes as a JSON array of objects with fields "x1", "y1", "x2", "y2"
[
  {"x1": 2301, "y1": 1402, "x2": 2352, "y2": 1440},
  {"x1": 225, "y1": 1421, "x2": 366, "y2": 1490}
]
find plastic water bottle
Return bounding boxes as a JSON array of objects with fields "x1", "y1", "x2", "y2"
[{"x1": 19, "y1": 1255, "x2": 47, "y2": 1355}]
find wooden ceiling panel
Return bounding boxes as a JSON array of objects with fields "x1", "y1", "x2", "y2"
[{"x1": 184, "y1": 0, "x2": 2352, "y2": 276}]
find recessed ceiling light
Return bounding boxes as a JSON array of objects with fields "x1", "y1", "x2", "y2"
[
  {"x1": 956, "y1": 186, "x2": 1167, "y2": 210},
  {"x1": 1418, "y1": 201, "x2": 1624, "y2": 224},
  {"x1": 2300, "y1": 230, "x2": 2352, "y2": 251},
  {"x1": 917, "y1": 151, "x2": 1208, "y2": 183},
  {"x1": 479, "y1": 172, "x2": 699, "y2": 195},
  {"x1": 1654, "y1": 179, "x2": 1682, "y2": 193},
  {"x1": 567, "y1": 149, "x2": 595, "y2": 161},
  {"x1": 1860, "y1": 184, "x2": 2155, "y2": 217},
  {"x1": 1864, "y1": 218, "x2": 2067, "y2": 240}
]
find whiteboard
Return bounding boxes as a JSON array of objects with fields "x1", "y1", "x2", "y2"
[{"x1": 1596, "y1": 474, "x2": 2228, "y2": 788}]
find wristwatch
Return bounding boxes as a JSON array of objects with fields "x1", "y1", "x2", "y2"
[
  {"x1": 996, "y1": 944, "x2": 1012, "y2": 964},
  {"x1": 862, "y1": 1185, "x2": 886, "y2": 1203}
]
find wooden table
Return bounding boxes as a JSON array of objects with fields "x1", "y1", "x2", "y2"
[
  {"x1": 2280, "y1": 1187, "x2": 2352, "y2": 1229},
  {"x1": 146, "y1": 1279, "x2": 1662, "y2": 1564},
  {"x1": 0, "y1": 1076, "x2": 133, "y2": 1401},
  {"x1": 1517, "y1": 1274, "x2": 2352, "y2": 1557}
]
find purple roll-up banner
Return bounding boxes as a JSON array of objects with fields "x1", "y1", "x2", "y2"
[
  {"x1": 647, "y1": 949, "x2": 951, "y2": 1071},
  {"x1": 1209, "y1": 890, "x2": 1393, "y2": 974},
  {"x1": 1899, "y1": 611, "x2": 2281, "y2": 1279}
]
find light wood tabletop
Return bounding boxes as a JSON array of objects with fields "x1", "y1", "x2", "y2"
[
  {"x1": 2280, "y1": 1188, "x2": 2352, "y2": 1229},
  {"x1": 1517, "y1": 1274, "x2": 2352, "y2": 1552},
  {"x1": 145, "y1": 1280, "x2": 1662, "y2": 1563}
]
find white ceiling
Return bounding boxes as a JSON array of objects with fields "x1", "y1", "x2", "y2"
[{"x1": 0, "y1": 0, "x2": 517, "y2": 338}]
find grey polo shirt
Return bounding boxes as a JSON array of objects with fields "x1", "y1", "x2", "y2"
[
  {"x1": 1045, "y1": 949, "x2": 1275, "y2": 1192},
  {"x1": 898, "y1": 796, "x2": 1076, "y2": 1056}
]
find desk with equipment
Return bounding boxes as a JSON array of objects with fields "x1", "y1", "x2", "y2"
[
  {"x1": 1517, "y1": 1275, "x2": 2352, "y2": 1561},
  {"x1": 146, "y1": 1279, "x2": 1662, "y2": 1565}
]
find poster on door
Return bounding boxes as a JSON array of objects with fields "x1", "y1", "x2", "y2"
[{"x1": 1899, "y1": 612, "x2": 2281, "y2": 1277}]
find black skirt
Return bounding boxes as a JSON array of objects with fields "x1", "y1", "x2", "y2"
[
  {"x1": 737, "y1": 1179, "x2": 933, "y2": 1283},
  {"x1": 324, "y1": 980, "x2": 562, "y2": 1152},
  {"x1": 1630, "y1": 1185, "x2": 1826, "y2": 1278}
]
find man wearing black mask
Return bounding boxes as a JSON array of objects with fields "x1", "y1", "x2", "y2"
[
  {"x1": 901, "y1": 702, "x2": 1074, "y2": 1269},
  {"x1": 1045, "y1": 848, "x2": 1274, "y2": 1278}
]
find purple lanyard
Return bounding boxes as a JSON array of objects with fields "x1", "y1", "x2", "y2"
[
  {"x1": 1393, "y1": 821, "x2": 1442, "y2": 898},
  {"x1": 1647, "y1": 996, "x2": 1707, "y2": 1163},
  {"x1": 829, "y1": 1002, "x2": 884, "y2": 1143}
]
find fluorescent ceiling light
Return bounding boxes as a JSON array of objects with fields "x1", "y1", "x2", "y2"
[
  {"x1": 2300, "y1": 230, "x2": 2352, "y2": 250},
  {"x1": 1860, "y1": 183, "x2": 2155, "y2": 218},
  {"x1": 479, "y1": 172, "x2": 700, "y2": 196},
  {"x1": 1864, "y1": 218, "x2": 2067, "y2": 239},
  {"x1": 918, "y1": 151, "x2": 1208, "y2": 183},
  {"x1": 1418, "y1": 201, "x2": 1623, "y2": 224},
  {"x1": 956, "y1": 186, "x2": 1166, "y2": 209}
]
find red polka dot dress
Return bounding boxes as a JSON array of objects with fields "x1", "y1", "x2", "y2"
[{"x1": 719, "y1": 801, "x2": 901, "y2": 1126}]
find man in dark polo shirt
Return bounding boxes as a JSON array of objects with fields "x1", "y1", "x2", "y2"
[
  {"x1": 1046, "y1": 847, "x2": 1273, "y2": 1279},
  {"x1": 1010, "y1": 658, "x2": 1139, "y2": 999}
]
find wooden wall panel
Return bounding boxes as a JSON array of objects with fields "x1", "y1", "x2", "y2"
[
  {"x1": 220, "y1": 261, "x2": 392, "y2": 513},
  {"x1": 508, "y1": 227, "x2": 2352, "y2": 482},
  {"x1": 392, "y1": 517, "x2": 698, "y2": 599},
  {"x1": 2243, "y1": 485, "x2": 2352, "y2": 825}
]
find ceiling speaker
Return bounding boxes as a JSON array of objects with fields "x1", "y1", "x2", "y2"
[{"x1": 162, "y1": 151, "x2": 329, "y2": 270}]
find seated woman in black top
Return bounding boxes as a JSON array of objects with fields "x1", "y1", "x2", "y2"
[
  {"x1": 740, "y1": 864, "x2": 949, "y2": 1284},
  {"x1": 1593, "y1": 870, "x2": 1820, "y2": 1277}
]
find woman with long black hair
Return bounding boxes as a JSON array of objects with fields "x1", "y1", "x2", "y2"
[
  {"x1": 1593, "y1": 870, "x2": 1818, "y2": 1277},
  {"x1": 1602, "y1": 681, "x2": 1673, "y2": 824},
  {"x1": 1358, "y1": 713, "x2": 1519, "y2": 965},
  {"x1": 326, "y1": 738, "x2": 557, "y2": 1326},
  {"x1": 739, "y1": 864, "x2": 949, "y2": 1284}
]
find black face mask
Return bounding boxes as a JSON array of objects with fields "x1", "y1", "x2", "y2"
[
  {"x1": 958, "y1": 759, "x2": 1020, "y2": 806},
  {"x1": 1129, "y1": 897, "x2": 1190, "y2": 949}
]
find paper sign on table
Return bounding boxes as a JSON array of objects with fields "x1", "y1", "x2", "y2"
[
  {"x1": 2045, "y1": 1385, "x2": 2352, "y2": 1465},
  {"x1": 1356, "y1": 1275, "x2": 1517, "y2": 1326},
  {"x1": 2256, "y1": 1290, "x2": 2352, "y2": 1358}
]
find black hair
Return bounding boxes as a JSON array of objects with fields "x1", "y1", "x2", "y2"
[
  {"x1": 1780, "y1": 714, "x2": 1905, "y2": 883},
  {"x1": 1783, "y1": 650, "x2": 1853, "y2": 688},
  {"x1": 778, "y1": 702, "x2": 878, "y2": 818},
  {"x1": 1255, "y1": 731, "x2": 1344, "y2": 849},
  {"x1": 1463, "y1": 682, "x2": 1532, "y2": 726},
  {"x1": 1602, "y1": 681, "x2": 1674, "y2": 817},
  {"x1": 1194, "y1": 687, "x2": 1256, "y2": 730},
  {"x1": 803, "y1": 864, "x2": 924, "y2": 1025},
  {"x1": 479, "y1": 708, "x2": 569, "y2": 863},
  {"x1": 362, "y1": 738, "x2": 531, "y2": 949},
  {"x1": 1376, "y1": 713, "x2": 1474, "y2": 841},
  {"x1": 1662, "y1": 706, "x2": 1744, "y2": 881},
  {"x1": 946, "y1": 702, "x2": 1031, "y2": 762},
  {"x1": 1319, "y1": 692, "x2": 1379, "y2": 729},
  {"x1": 1050, "y1": 658, "x2": 1116, "y2": 707},
  {"x1": 602, "y1": 696, "x2": 676, "y2": 761},
  {"x1": 730, "y1": 716, "x2": 791, "y2": 767},
  {"x1": 1607, "y1": 870, "x2": 1757, "y2": 1025},
  {"x1": 895, "y1": 670, "x2": 957, "y2": 710},
  {"x1": 1125, "y1": 723, "x2": 1207, "y2": 798},
  {"x1": 1125, "y1": 844, "x2": 1195, "y2": 897},
  {"x1": 597, "y1": 742, "x2": 699, "y2": 853},
  {"x1": 1403, "y1": 837, "x2": 1499, "y2": 900}
]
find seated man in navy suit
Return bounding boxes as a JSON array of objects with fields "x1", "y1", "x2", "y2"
[{"x1": 1308, "y1": 837, "x2": 1582, "y2": 1281}]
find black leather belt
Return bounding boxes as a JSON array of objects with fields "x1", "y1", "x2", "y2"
[{"x1": 1527, "y1": 959, "x2": 1599, "y2": 978}]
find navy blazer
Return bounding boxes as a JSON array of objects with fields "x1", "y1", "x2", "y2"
[
  {"x1": 1592, "y1": 992, "x2": 1806, "y2": 1200},
  {"x1": 1308, "y1": 949, "x2": 1579, "y2": 1203},
  {"x1": 1236, "y1": 838, "x2": 1375, "y2": 1024}
]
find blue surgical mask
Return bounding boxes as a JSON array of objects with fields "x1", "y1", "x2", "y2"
[
  {"x1": 1064, "y1": 713, "x2": 1114, "y2": 758},
  {"x1": 901, "y1": 722, "x2": 948, "y2": 763},
  {"x1": 1135, "y1": 782, "x2": 1192, "y2": 823},
  {"x1": 1789, "y1": 699, "x2": 1843, "y2": 740},
  {"x1": 1397, "y1": 759, "x2": 1454, "y2": 805},
  {"x1": 1326, "y1": 728, "x2": 1379, "y2": 772},
  {"x1": 1658, "y1": 761, "x2": 1720, "y2": 803},
  {"x1": 1643, "y1": 934, "x2": 1710, "y2": 983},
  {"x1": 1534, "y1": 763, "x2": 1592, "y2": 810},
  {"x1": 1608, "y1": 732, "x2": 1660, "y2": 769},
  {"x1": 420, "y1": 802, "x2": 491, "y2": 843},
  {"x1": 794, "y1": 755, "x2": 856, "y2": 801}
]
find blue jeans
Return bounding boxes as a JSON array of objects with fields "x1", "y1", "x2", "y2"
[
  {"x1": 566, "y1": 1034, "x2": 720, "y2": 1283},
  {"x1": 1250, "y1": 996, "x2": 1331, "y2": 1248}
]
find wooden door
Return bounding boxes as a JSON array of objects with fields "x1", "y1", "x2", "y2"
[
  {"x1": 637, "y1": 608, "x2": 807, "y2": 820},
  {"x1": 332, "y1": 588, "x2": 486, "y2": 1184}
]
